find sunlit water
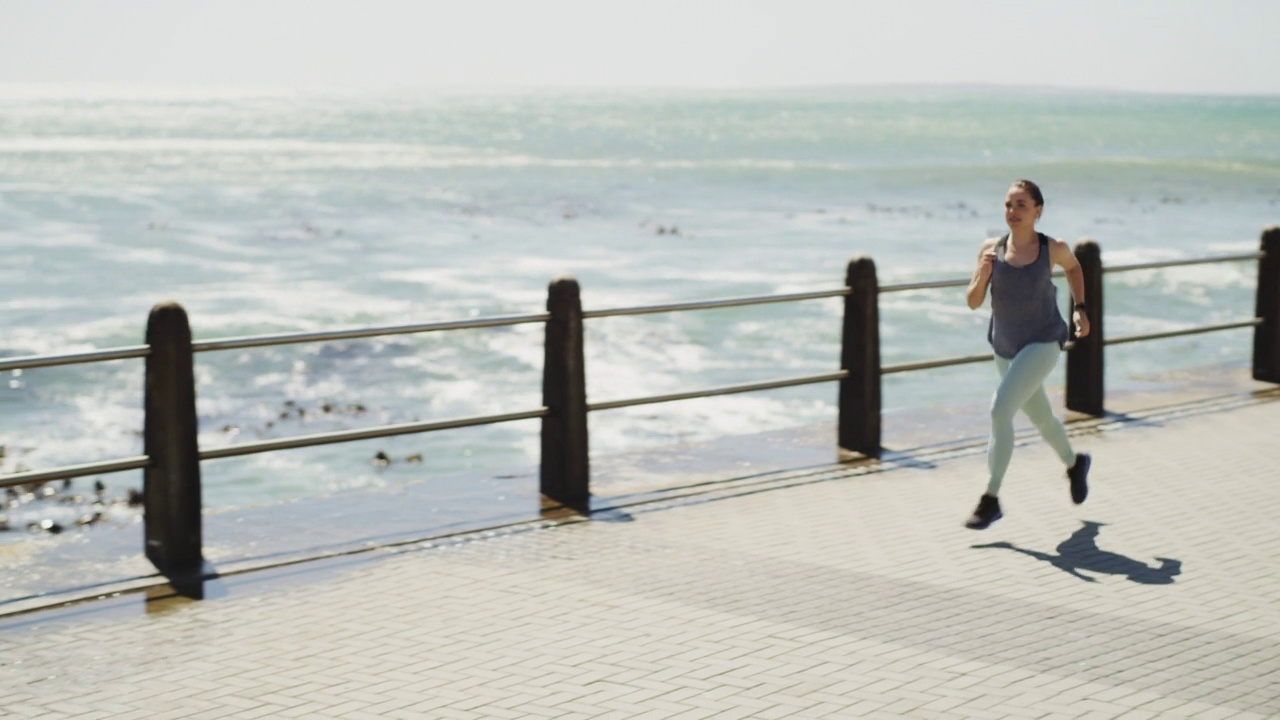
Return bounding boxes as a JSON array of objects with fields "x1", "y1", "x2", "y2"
[{"x1": 2, "y1": 86, "x2": 1277, "y2": 520}]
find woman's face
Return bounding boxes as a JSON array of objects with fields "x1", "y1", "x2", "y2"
[{"x1": 1004, "y1": 187, "x2": 1042, "y2": 231}]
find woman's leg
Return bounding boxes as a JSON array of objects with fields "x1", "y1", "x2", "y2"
[
  {"x1": 986, "y1": 342, "x2": 1064, "y2": 496},
  {"x1": 1018, "y1": 375, "x2": 1076, "y2": 467}
]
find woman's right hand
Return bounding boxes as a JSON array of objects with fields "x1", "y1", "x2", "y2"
[
  {"x1": 967, "y1": 240, "x2": 999, "y2": 309},
  {"x1": 977, "y1": 247, "x2": 997, "y2": 279}
]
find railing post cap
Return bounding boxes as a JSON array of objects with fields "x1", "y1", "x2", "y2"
[
  {"x1": 546, "y1": 275, "x2": 582, "y2": 311},
  {"x1": 149, "y1": 300, "x2": 187, "y2": 316},
  {"x1": 548, "y1": 275, "x2": 580, "y2": 294},
  {"x1": 147, "y1": 302, "x2": 191, "y2": 338},
  {"x1": 846, "y1": 254, "x2": 877, "y2": 272}
]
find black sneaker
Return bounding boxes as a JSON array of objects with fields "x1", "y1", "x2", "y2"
[
  {"x1": 1068, "y1": 453, "x2": 1091, "y2": 505},
  {"x1": 965, "y1": 494, "x2": 1003, "y2": 530}
]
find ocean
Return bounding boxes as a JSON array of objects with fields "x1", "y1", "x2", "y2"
[{"x1": 2, "y1": 85, "x2": 1278, "y2": 518}]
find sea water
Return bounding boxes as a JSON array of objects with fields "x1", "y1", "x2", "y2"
[{"x1": 2, "y1": 85, "x2": 1278, "y2": 513}]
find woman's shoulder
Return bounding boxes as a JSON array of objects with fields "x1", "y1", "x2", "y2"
[
  {"x1": 1042, "y1": 234, "x2": 1083, "y2": 267},
  {"x1": 975, "y1": 236, "x2": 1001, "y2": 259},
  {"x1": 1042, "y1": 233, "x2": 1072, "y2": 255}
]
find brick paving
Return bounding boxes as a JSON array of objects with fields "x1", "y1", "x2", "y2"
[{"x1": 3, "y1": 388, "x2": 1280, "y2": 718}]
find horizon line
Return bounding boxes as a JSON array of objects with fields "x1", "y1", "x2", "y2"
[{"x1": 1, "y1": 81, "x2": 1277, "y2": 101}]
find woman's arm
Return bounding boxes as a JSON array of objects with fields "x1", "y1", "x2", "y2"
[
  {"x1": 1049, "y1": 238, "x2": 1091, "y2": 338},
  {"x1": 966, "y1": 239, "x2": 998, "y2": 310}
]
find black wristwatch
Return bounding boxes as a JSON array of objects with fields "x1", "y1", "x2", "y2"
[{"x1": 1073, "y1": 302, "x2": 1088, "y2": 311}]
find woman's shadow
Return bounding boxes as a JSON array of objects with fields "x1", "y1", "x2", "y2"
[{"x1": 972, "y1": 521, "x2": 1182, "y2": 584}]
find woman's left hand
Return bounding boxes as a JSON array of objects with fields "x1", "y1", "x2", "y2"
[{"x1": 1073, "y1": 309, "x2": 1091, "y2": 339}]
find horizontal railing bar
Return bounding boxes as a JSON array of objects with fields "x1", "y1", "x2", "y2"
[
  {"x1": 192, "y1": 313, "x2": 552, "y2": 353},
  {"x1": 0, "y1": 456, "x2": 151, "y2": 489},
  {"x1": 0, "y1": 346, "x2": 151, "y2": 373},
  {"x1": 857, "y1": 320, "x2": 1256, "y2": 377},
  {"x1": 880, "y1": 277, "x2": 970, "y2": 293},
  {"x1": 878, "y1": 252, "x2": 1264, "y2": 295},
  {"x1": 6, "y1": 252, "x2": 1265, "y2": 367},
  {"x1": 882, "y1": 269, "x2": 1070, "y2": 294},
  {"x1": 883, "y1": 352, "x2": 996, "y2": 374},
  {"x1": 583, "y1": 288, "x2": 849, "y2": 319},
  {"x1": 1104, "y1": 252, "x2": 1263, "y2": 274},
  {"x1": 1105, "y1": 318, "x2": 1262, "y2": 346},
  {"x1": 588, "y1": 371, "x2": 850, "y2": 412},
  {"x1": 199, "y1": 408, "x2": 550, "y2": 460}
]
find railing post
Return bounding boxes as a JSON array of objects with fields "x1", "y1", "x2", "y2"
[
  {"x1": 143, "y1": 302, "x2": 204, "y2": 579},
  {"x1": 540, "y1": 276, "x2": 590, "y2": 508},
  {"x1": 1066, "y1": 239, "x2": 1105, "y2": 416},
  {"x1": 1254, "y1": 226, "x2": 1280, "y2": 383},
  {"x1": 838, "y1": 255, "x2": 881, "y2": 459}
]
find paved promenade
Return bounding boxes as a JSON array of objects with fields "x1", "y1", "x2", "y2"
[{"x1": 3, "y1": 387, "x2": 1280, "y2": 718}]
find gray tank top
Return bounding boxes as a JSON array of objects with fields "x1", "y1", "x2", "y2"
[{"x1": 987, "y1": 233, "x2": 1069, "y2": 359}]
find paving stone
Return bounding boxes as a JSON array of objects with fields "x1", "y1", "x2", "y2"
[{"x1": 3, "y1": 393, "x2": 1279, "y2": 718}]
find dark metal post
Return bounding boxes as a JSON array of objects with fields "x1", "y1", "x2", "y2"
[
  {"x1": 143, "y1": 302, "x2": 204, "y2": 578},
  {"x1": 540, "y1": 276, "x2": 590, "y2": 508},
  {"x1": 838, "y1": 255, "x2": 881, "y2": 459},
  {"x1": 1066, "y1": 239, "x2": 1105, "y2": 416},
  {"x1": 1254, "y1": 226, "x2": 1280, "y2": 383}
]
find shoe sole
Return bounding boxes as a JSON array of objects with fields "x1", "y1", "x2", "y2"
[{"x1": 965, "y1": 510, "x2": 1003, "y2": 530}]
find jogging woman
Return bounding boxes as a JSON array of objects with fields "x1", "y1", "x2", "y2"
[{"x1": 964, "y1": 179, "x2": 1092, "y2": 530}]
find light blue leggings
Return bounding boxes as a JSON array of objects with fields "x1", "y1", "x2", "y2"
[{"x1": 987, "y1": 342, "x2": 1077, "y2": 496}]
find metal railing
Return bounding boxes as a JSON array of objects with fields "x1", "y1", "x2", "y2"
[
  {"x1": 188, "y1": 312, "x2": 557, "y2": 462},
  {"x1": 190, "y1": 312, "x2": 551, "y2": 353},
  {"x1": 1099, "y1": 254, "x2": 1264, "y2": 346},
  {"x1": 862, "y1": 251, "x2": 1269, "y2": 377},
  {"x1": 0, "y1": 314, "x2": 554, "y2": 489},
  {"x1": 2, "y1": 225, "x2": 1277, "y2": 586},
  {"x1": 582, "y1": 287, "x2": 849, "y2": 318},
  {"x1": 0, "y1": 345, "x2": 151, "y2": 373}
]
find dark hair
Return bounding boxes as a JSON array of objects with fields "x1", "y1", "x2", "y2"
[{"x1": 1010, "y1": 179, "x2": 1044, "y2": 206}]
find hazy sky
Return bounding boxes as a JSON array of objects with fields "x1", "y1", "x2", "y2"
[{"x1": 3, "y1": 0, "x2": 1278, "y2": 95}]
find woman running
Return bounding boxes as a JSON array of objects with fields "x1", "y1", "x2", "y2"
[{"x1": 965, "y1": 179, "x2": 1092, "y2": 530}]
